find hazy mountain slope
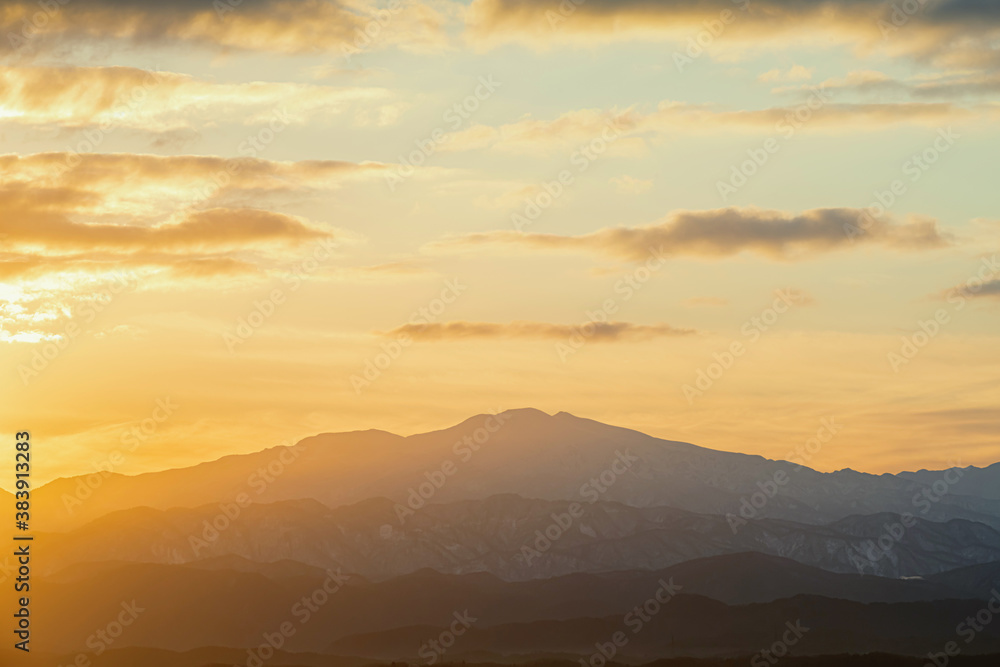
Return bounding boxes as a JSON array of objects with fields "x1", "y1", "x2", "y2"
[
  {"x1": 326, "y1": 595, "x2": 1000, "y2": 660},
  {"x1": 25, "y1": 555, "x2": 1000, "y2": 656},
  {"x1": 33, "y1": 428, "x2": 406, "y2": 532},
  {"x1": 38, "y1": 647, "x2": 364, "y2": 667},
  {"x1": 11, "y1": 650, "x2": 1000, "y2": 667},
  {"x1": 651, "y1": 552, "x2": 961, "y2": 605},
  {"x1": 28, "y1": 565, "x2": 308, "y2": 653},
  {"x1": 33, "y1": 409, "x2": 1000, "y2": 532},
  {"x1": 900, "y1": 462, "x2": 1000, "y2": 500},
  {"x1": 926, "y1": 561, "x2": 1000, "y2": 599},
  {"x1": 38, "y1": 495, "x2": 1000, "y2": 580},
  {"x1": 46, "y1": 554, "x2": 334, "y2": 584}
]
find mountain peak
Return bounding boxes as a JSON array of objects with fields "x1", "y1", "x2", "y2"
[{"x1": 498, "y1": 407, "x2": 554, "y2": 420}]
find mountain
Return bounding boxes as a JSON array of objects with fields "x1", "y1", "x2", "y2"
[
  {"x1": 23, "y1": 553, "x2": 1000, "y2": 656},
  {"x1": 900, "y1": 462, "x2": 1000, "y2": 500},
  {"x1": 45, "y1": 554, "x2": 335, "y2": 584},
  {"x1": 652, "y1": 552, "x2": 962, "y2": 605},
  {"x1": 9, "y1": 647, "x2": 364, "y2": 667},
  {"x1": 38, "y1": 495, "x2": 1000, "y2": 580},
  {"x1": 16, "y1": 408, "x2": 1000, "y2": 664},
  {"x1": 33, "y1": 409, "x2": 1000, "y2": 532},
  {"x1": 8, "y1": 651, "x2": 1000, "y2": 667},
  {"x1": 326, "y1": 594, "x2": 1000, "y2": 661},
  {"x1": 926, "y1": 561, "x2": 1000, "y2": 599}
]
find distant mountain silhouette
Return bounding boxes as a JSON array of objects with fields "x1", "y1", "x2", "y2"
[
  {"x1": 7, "y1": 650, "x2": 1000, "y2": 667},
  {"x1": 46, "y1": 553, "x2": 335, "y2": 584},
  {"x1": 20, "y1": 409, "x2": 1000, "y2": 664},
  {"x1": 30, "y1": 555, "x2": 1000, "y2": 656},
  {"x1": 326, "y1": 594, "x2": 1000, "y2": 660},
  {"x1": 900, "y1": 463, "x2": 1000, "y2": 500},
  {"x1": 0, "y1": 646, "x2": 366, "y2": 667},
  {"x1": 40, "y1": 494, "x2": 1000, "y2": 580},
  {"x1": 32, "y1": 409, "x2": 1000, "y2": 532},
  {"x1": 926, "y1": 560, "x2": 1000, "y2": 599}
]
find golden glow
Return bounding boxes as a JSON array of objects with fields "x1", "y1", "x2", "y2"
[{"x1": 1, "y1": 0, "x2": 998, "y2": 489}]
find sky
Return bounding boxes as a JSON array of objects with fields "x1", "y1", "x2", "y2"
[{"x1": 0, "y1": 0, "x2": 998, "y2": 486}]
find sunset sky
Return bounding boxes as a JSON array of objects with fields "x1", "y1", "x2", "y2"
[{"x1": 1, "y1": 0, "x2": 998, "y2": 486}]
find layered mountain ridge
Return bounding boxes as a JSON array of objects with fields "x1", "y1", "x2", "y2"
[
  {"x1": 32, "y1": 408, "x2": 1000, "y2": 532},
  {"x1": 37, "y1": 494, "x2": 1000, "y2": 580},
  {"x1": 17, "y1": 408, "x2": 1000, "y2": 664}
]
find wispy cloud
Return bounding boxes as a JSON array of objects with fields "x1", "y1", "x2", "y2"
[
  {"x1": 431, "y1": 207, "x2": 952, "y2": 261},
  {"x1": 465, "y1": 0, "x2": 1000, "y2": 72},
  {"x1": 610, "y1": 175, "x2": 653, "y2": 194},
  {"x1": 440, "y1": 101, "x2": 980, "y2": 154},
  {"x1": 759, "y1": 65, "x2": 815, "y2": 83},
  {"x1": 0, "y1": 152, "x2": 388, "y2": 216},
  {"x1": 0, "y1": 0, "x2": 454, "y2": 56},
  {"x1": 0, "y1": 66, "x2": 397, "y2": 131},
  {"x1": 0, "y1": 152, "x2": 391, "y2": 284},
  {"x1": 782, "y1": 69, "x2": 1000, "y2": 99},
  {"x1": 385, "y1": 320, "x2": 697, "y2": 341}
]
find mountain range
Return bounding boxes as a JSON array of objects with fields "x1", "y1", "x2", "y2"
[
  {"x1": 30, "y1": 409, "x2": 1000, "y2": 532},
  {"x1": 37, "y1": 495, "x2": 1000, "y2": 580},
  {"x1": 27, "y1": 553, "x2": 1000, "y2": 656},
  {"x1": 15, "y1": 409, "x2": 1000, "y2": 664}
]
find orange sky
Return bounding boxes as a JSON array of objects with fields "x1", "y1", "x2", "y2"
[{"x1": 1, "y1": 0, "x2": 998, "y2": 486}]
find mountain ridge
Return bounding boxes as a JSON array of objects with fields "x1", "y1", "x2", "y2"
[
  {"x1": 37, "y1": 494, "x2": 1000, "y2": 580},
  {"x1": 27, "y1": 553, "x2": 1000, "y2": 656},
  {"x1": 31, "y1": 409, "x2": 1000, "y2": 533}
]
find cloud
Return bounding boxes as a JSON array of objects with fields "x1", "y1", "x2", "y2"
[
  {"x1": 438, "y1": 110, "x2": 624, "y2": 154},
  {"x1": 0, "y1": 183, "x2": 338, "y2": 286},
  {"x1": 0, "y1": 66, "x2": 396, "y2": 132},
  {"x1": 0, "y1": 0, "x2": 453, "y2": 56},
  {"x1": 464, "y1": 0, "x2": 1000, "y2": 70},
  {"x1": 792, "y1": 69, "x2": 1000, "y2": 99},
  {"x1": 1, "y1": 200, "x2": 330, "y2": 253},
  {"x1": 307, "y1": 65, "x2": 390, "y2": 80},
  {"x1": 431, "y1": 207, "x2": 952, "y2": 261},
  {"x1": 610, "y1": 175, "x2": 653, "y2": 194},
  {"x1": 385, "y1": 320, "x2": 696, "y2": 341},
  {"x1": 940, "y1": 266, "x2": 1000, "y2": 302},
  {"x1": 0, "y1": 152, "x2": 388, "y2": 218},
  {"x1": 0, "y1": 152, "x2": 390, "y2": 287},
  {"x1": 0, "y1": 252, "x2": 264, "y2": 281},
  {"x1": 440, "y1": 100, "x2": 980, "y2": 154},
  {"x1": 0, "y1": 150, "x2": 440, "y2": 340},
  {"x1": 759, "y1": 65, "x2": 815, "y2": 83},
  {"x1": 967, "y1": 280, "x2": 1000, "y2": 298}
]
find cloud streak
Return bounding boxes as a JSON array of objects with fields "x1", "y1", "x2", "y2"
[
  {"x1": 465, "y1": 0, "x2": 1000, "y2": 70},
  {"x1": 0, "y1": 0, "x2": 452, "y2": 56},
  {"x1": 1, "y1": 197, "x2": 330, "y2": 253},
  {"x1": 0, "y1": 66, "x2": 397, "y2": 131},
  {"x1": 441, "y1": 101, "x2": 981, "y2": 154},
  {"x1": 0, "y1": 152, "x2": 388, "y2": 217},
  {"x1": 0, "y1": 153, "x2": 387, "y2": 286},
  {"x1": 385, "y1": 320, "x2": 696, "y2": 341},
  {"x1": 432, "y1": 207, "x2": 952, "y2": 261},
  {"x1": 777, "y1": 69, "x2": 1000, "y2": 99}
]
